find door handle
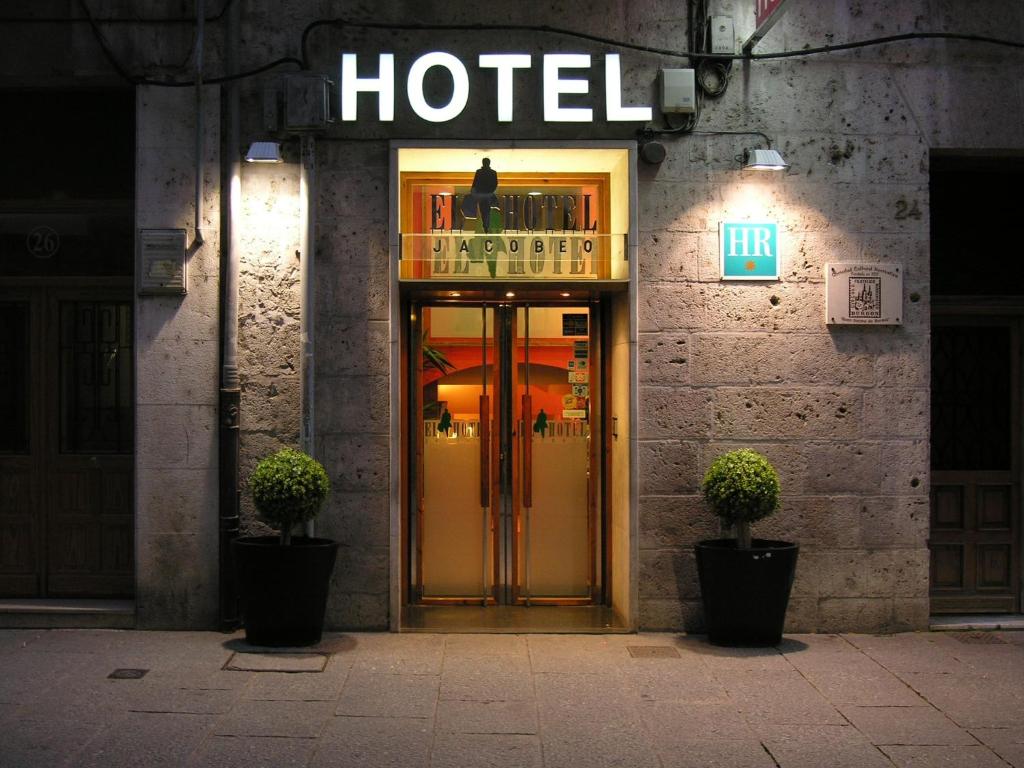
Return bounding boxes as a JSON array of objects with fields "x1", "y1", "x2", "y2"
[
  {"x1": 522, "y1": 394, "x2": 532, "y2": 508},
  {"x1": 479, "y1": 394, "x2": 490, "y2": 508}
]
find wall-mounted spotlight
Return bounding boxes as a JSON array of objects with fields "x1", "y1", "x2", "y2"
[
  {"x1": 245, "y1": 141, "x2": 283, "y2": 163},
  {"x1": 742, "y1": 148, "x2": 789, "y2": 171}
]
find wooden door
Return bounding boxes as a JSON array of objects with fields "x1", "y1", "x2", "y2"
[
  {"x1": 0, "y1": 294, "x2": 43, "y2": 595},
  {"x1": 930, "y1": 317, "x2": 1021, "y2": 613},
  {"x1": 0, "y1": 289, "x2": 133, "y2": 598}
]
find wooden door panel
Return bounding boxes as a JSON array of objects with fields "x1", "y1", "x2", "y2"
[
  {"x1": 930, "y1": 317, "x2": 1020, "y2": 614},
  {"x1": 0, "y1": 467, "x2": 40, "y2": 595},
  {"x1": 0, "y1": 298, "x2": 40, "y2": 596}
]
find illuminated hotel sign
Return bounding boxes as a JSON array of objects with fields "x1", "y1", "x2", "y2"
[
  {"x1": 340, "y1": 52, "x2": 653, "y2": 123},
  {"x1": 400, "y1": 159, "x2": 622, "y2": 280}
]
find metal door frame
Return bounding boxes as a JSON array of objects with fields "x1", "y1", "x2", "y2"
[{"x1": 407, "y1": 299, "x2": 605, "y2": 607}]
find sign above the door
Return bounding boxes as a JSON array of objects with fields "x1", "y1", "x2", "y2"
[
  {"x1": 399, "y1": 160, "x2": 627, "y2": 281},
  {"x1": 340, "y1": 52, "x2": 652, "y2": 124}
]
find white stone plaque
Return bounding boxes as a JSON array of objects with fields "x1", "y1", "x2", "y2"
[
  {"x1": 137, "y1": 228, "x2": 187, "y2": 295},
  {"x1": 825, "y1": 263, "x2": 902, "y2": 325}
]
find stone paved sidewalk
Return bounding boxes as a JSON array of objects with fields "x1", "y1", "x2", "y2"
[{"x1": 1, "y1": 629, "x2": 1022, "y2": 767}]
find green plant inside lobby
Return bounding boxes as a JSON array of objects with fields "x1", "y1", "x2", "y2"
[
  {"x1": 695, "y1": 449, "x2": 798, "y2": 647},
  {"x1": 232, "y1": 448, "x2": 338, "y2": 646}
]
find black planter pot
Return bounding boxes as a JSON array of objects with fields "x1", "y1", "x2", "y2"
[
  {"x1": 694, "y1": 538, "x2": 799, "y2": 647},
  {"x1": 232, "y1": 536, "x2": 339, "y2": 647}
]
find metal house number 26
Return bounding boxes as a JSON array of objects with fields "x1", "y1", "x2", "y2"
[{"x1": 26, "y1": 226, "x2": 60, "y2": 259}]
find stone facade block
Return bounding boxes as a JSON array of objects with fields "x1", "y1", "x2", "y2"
[
  {"x1": 637, "y1": 181, "x2": 719, "y2": 233},
  {"x1": 719, "y1": 177, "x2": 835, "y2": 233},
  {"x1": 880, "y1": 440, "x2": 929, "y2": 496},
  {"x1": 319, "y1": 434, "x2": 390, "y2": 492},
  {"x1": 316, "y1": 375, "x2": 391, "y2": 436},
  {"x1": 638, "y1": 440, "x2": 700, "y2": 495},
  {"x1": 638, "y1": 332, "x2": 690, "y2": 385},
  {"x1": 136, "y1": 532, "x2": 218, "y2": 630},
  {"x1": 325, "y1": 592, "x2": 389, "y2": 631},
  {"x1": 317, "y1": 319, "x2": 390, "y2": 378},
  {"x1": 638, "y1": 496, "x2": 719, "y2": 550},
  {"x1": 857, "y1": 496, "x2": 930, "y2": 549},
  {"x1": 639, "y1": 549, "x2": 700, "y2": 600},
  {"x1": 136, "y1": 339, "x2": 219, "y2": 405},
  {"x1": 692, "y1": 333, "x2": 874, "y2": 386},
  {"x1": 135, "y1": 468, "x2": 218, "y2": 536},
  {"x1": 815, "y1": 550, "x2": 929, "y2": 599},
  {"x1": 713, "y1": 388, "x2": 861, "y2": 440},
  {"x1": 638, "y1": 230, "x2": 703, "y2": 282},
  {"x1": 892, "y1": 597, "x2": 931, "y2": 632},
  {"x1": 862, "y1": 388, "x2": 928, "y2": 438},
  {"x1": 317, "y1": 492, "x2": 391, "y2": 550},
  {"x1": 137, "y1": 405, "x2": 218, "y2": 470},
  {"x1": 803, "y1": 442, "x2": 881, "y2": 494},
  {"x1": 334, "y1": 545, "x2": 389, "y2": 596},
  {"x1": 756, "y1": 497, "x2": 862, "y2": 551},
  {"x1": 638, "y1": 386, "x2": 714, "y2": 440}
]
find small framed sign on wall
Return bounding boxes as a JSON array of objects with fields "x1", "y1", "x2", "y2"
[
  {"x1": 825, "y1": 263, "x2": 903, "y2": 325},
  {"x1": 719, "y1": 222, "x2": 779, "y2": 280}
]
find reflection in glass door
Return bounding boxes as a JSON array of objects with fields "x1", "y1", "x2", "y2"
[{"x1": 411, "y1": 302, "x2": 601, "y2": 605}]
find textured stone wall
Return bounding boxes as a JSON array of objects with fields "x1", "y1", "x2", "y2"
[
  {"x1": 636, "y1": 0, "x2": 1024, "y2": 632},
  {"x1": 230, "y1": 0, "x2": 1023, "y2": 632},
  {"x1": 135, "y1": 85, "x2": 222, "y2": 629},
  {"x1": 236, "y1": 163, "x2": 302, "y2": 538},
  {"x1": 8, "y1": 0, "x2": 1019, "y2": 631}
]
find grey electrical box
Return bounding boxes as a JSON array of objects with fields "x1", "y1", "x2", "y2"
[
  {"x1": 284, "y1": 72, "x2": 333, "y2": 131},
  {"x1": 137, "y1": 229, "x2": 187, "y2": 295},
  {"x1": 710, "y1": 16, "x2": 735, "y2": 55},
  {"x1": 661, "y1": 68, "x2": 696, "y2": 113}
]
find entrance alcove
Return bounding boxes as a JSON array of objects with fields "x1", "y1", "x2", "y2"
[{"x1": 388, "y1": 143, "x2": 638, "y2": 631}]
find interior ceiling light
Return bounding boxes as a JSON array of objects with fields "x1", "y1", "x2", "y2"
[
  {"x1": 505, "y1": 291, "x2": 515, "y2": 298},
  {"x1": 742, "y1": 148, "x2": 789, "y2": 171},
  {"x1": 245, "y1": 141, "x2": 283, "y2": 163}
]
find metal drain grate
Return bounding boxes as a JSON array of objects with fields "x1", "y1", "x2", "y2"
[
  {"x1": 951, "y1": 632, "x2": 1007, "y2": 645},
  {"x1": 108, "y1": 668, "x2": 149, "y2": 679},
  {"x1": 627, "y1": 645, "x2": 680, "y2": 658}
]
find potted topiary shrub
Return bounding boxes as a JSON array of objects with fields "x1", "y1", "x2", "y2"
[
  {"x1": 232, "y1": 448, "x2": 337, "y2": 647},
  {"x1": 695, "y1": 449, "x2": 798, "y2": 646}
]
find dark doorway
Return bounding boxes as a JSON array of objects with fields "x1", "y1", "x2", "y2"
[
  {"x1": 929, "y1": 153, "x2": 1024, "y2": 614},
  {"x1": 0, "y1": 90, "x2": 134, "y2": 598}
]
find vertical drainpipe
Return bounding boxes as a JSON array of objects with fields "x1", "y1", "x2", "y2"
[
  {"x1": 193, "y1": 0, "x2": 204, "y2": 246},
  {"x1": 300, "y1": 134, "x2": 317, "y2": 538},
  {"x1": 218, "y1": 0, "x2": 241, "y2": 630}
]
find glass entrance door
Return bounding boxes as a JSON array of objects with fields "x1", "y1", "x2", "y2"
[{"x1": 411, "y1": 302, "x2": 600, "y2": 605}]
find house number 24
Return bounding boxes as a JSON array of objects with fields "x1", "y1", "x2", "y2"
[{"x1": 894, "y1": 199, "x2": 922, "y2": 220}]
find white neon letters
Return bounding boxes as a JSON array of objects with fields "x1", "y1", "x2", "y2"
[
  {"x1": 407, "y1": 52, "x2": 469, "y2": 123},
  {"x1": 340, "y1": 53, "x2": 395, "y2": 121},
  {"x1": 339, "y1": 52, "x2": 652, "y2": 124},
  {"x1": 604, "y1": 54, "x2": 652, "y2": 122},
  {"x1": 478, "y1": 54, "x2": 532, "y2": 122}
]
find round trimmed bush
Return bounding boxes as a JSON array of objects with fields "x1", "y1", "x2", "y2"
[
  {"x1": 250, "y1": 448, "x2": 330, "y2": 539},
  {"x1": 702, "y1": 449, "x2": 780, "y2": 528}
]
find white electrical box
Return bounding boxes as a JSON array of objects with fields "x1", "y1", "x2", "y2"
[
  {"x1": 710, "y1": 16, "x2": 735, "y2": 55},
  {"x1": 661, "y1": 68, "x2": 696, "y2": 114}
]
